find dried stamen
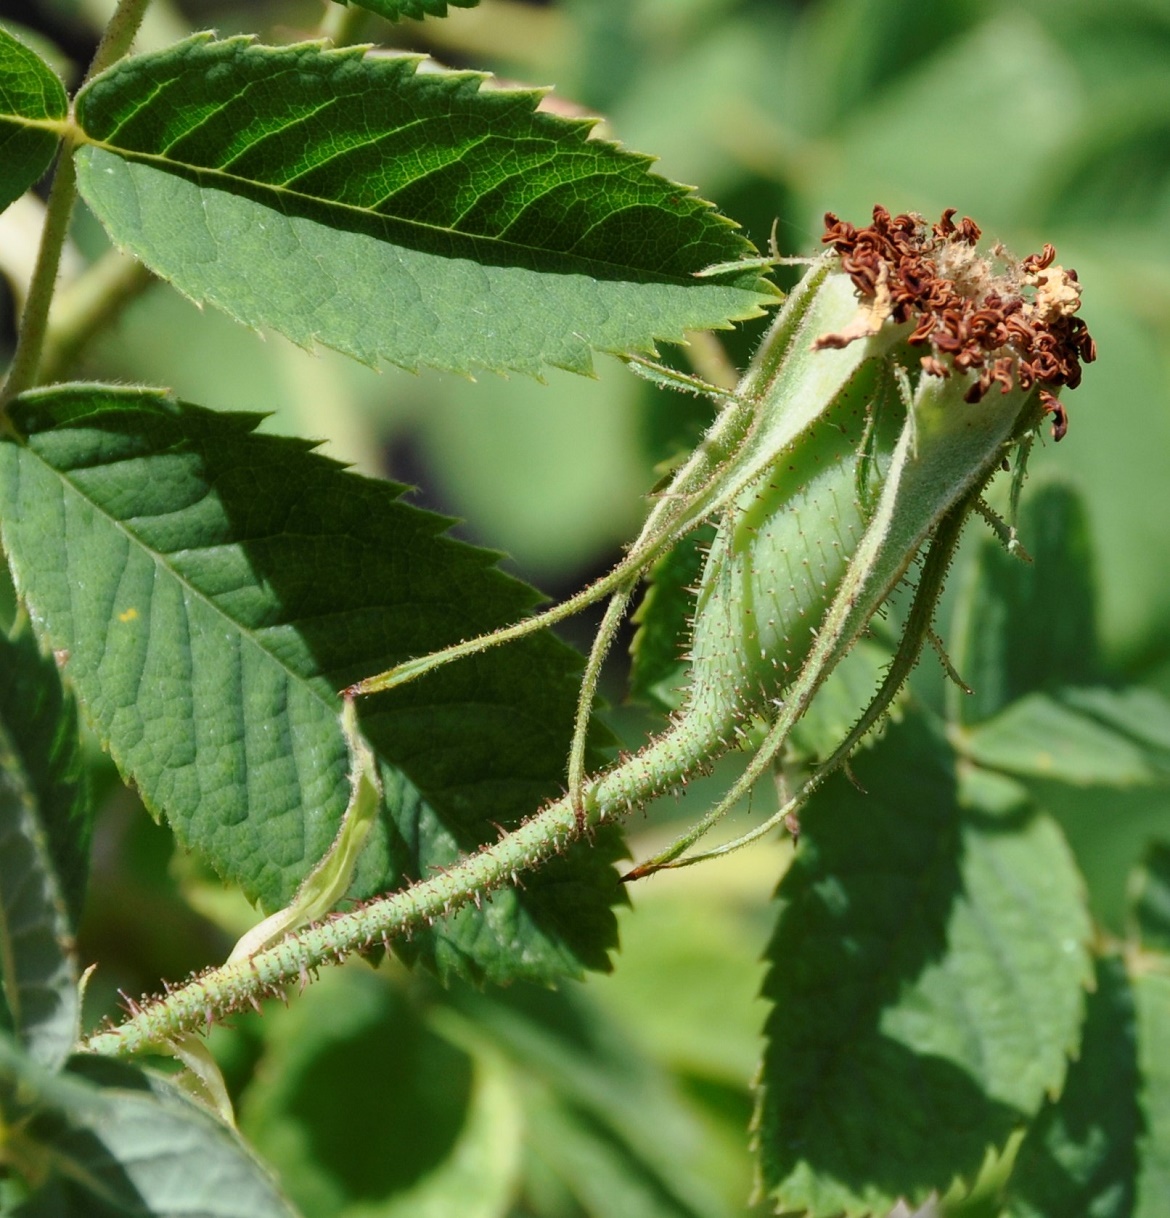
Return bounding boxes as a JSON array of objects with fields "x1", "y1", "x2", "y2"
[{"x1": 816, "y1": 205, "x2": 1095, "y2": 439}]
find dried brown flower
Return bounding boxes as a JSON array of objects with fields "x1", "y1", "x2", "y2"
[{"x1": 816, "y1": 206, "x2": 1095, "y2": 440}]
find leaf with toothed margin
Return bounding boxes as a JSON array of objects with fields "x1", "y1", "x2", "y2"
[
  {"x1": 755, "y1": 709, "x2": 1092, "y2": 1218},
  {"x1": 70, "y1": 34, "x2": 777, "y2": 378},
  {"x1": 0, "y1": 384, "x2": 625, "y2": 987},
  {"x1": 949, "y1": 478, "x2": 1101, "y2": 728},
  {"x1": 1006, "y1": 956, "x2": 1141, "y2": 1218}
]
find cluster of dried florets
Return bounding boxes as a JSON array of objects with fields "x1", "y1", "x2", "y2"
[{"x1": 817, "y1": 205, "x2": 1096, "y2": 440}]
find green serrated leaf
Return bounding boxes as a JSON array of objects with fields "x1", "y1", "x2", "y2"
[
  {"x1": 71, "y1": 34, "x2": 775, "y2": 378},
  {"x1": 755, "y1": 709, "x2": 1092, "y2": 1217},
  {"x1": 240, "y1": 968, "x2": 521, "y2": 1218},
  {"x1": 0, "y1": 25, "x2": 66, "y2": 216},
  {"x1": 0, "y1": 384, "x2": 625, "y2": 986},
  {"x1": 960, "y1": 687, "x2": 1170, "y2": 788},
  {"x1": 1131, "y1": 842, "x2": 1170, "y2": 954},
  {"x1": 337, "y1": 0, "x2": 479, "y2": 20},
  {"x1": 949, "y1": 478, "x2": 1100, "y2": 728},
  {"x1": 1134, "y1": 969, "x2": 1170, "y2": 1218},
  {"x1": 0, "y1": 618, "x2": 86, "y2": 1070},
  {"x1": 1006, "y1": 955, "x2": 1140, "y2": 1218},
  {"x1": 0, "y1": 1036, "x2": 299, "y2": 1216}
]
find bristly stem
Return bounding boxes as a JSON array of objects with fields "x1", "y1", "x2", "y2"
[
  {"x1": 0, "y1": 0, "x2": 154, "y2": 413},
  {"x1": 82, "y1": 789, "x2": 587, "y2": 1058}
]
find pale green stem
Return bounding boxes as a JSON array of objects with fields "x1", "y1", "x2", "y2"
[
  {"x1": 682, "y1": 329, "x2": 740, "y2": 392},
  {"x1": 39, "y1": 252, "x2": 155, "y2": 384},
  {"x1": 0, "y1": 0, "x2": 154, "y2": 413},
  {"x1": 86, "y1": 0, "x2": 155, "y2": 79},
  {"x1": 319, "y1": 1, "x2": 369, "y2": 45},
  {"x1": 567, "y1": 585, "x2": 635, "y2": 818}
]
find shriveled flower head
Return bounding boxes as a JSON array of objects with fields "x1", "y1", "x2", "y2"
[{"x1": 815, "y1": 205, "x2": 1096, "y2": 440}]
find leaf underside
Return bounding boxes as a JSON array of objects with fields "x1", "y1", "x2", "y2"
[
  {"x1": 0, "y1": 619, "x2": 86, "y2": 1070},
  {"x1": 1, "y1": 1042, "x2": 297, "y2": 1217},
  {"x1": 0, "y1": 25, "x2": 67, "y2": 215},
  {"x1": 0, "y1": 385, "x2": 625, "y2": 986},
  {"x1": 72, "y1": 34, "x2": 776, "y2": 377},
  {"x1": 755, "y1": 709, "x2": 1092, "y2": 1217}
]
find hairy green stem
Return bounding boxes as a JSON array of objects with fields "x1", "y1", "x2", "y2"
[
  {"x1": 82, "y1": 784, "x2": 588, "y2": 1057},
  {"x1": 86, "y1": 0, "x2": 155, "y2": 79},
  {"x1": 568, "y1": 585, "x2": 635, "y2": 817},
  {"x1": 351, "y1": 375, "x2": 762, "y2": 696}
]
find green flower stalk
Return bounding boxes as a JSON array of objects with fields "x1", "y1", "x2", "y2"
[{"x1": 85, "y1": 207, "x2": 1094, "y2": 1055}]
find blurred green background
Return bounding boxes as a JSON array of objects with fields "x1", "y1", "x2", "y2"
[{"x1": 2, "y1": 1, "x2": 1169, "y2": 1215}]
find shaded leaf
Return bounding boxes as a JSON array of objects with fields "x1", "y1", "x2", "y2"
[
  {"x1": 0, "y1": 1036, "x2": 299, "y2": 1217},
  {"x1": 337, "y1": 0, "x2": 479, "y2": 19},
  {"x1": 756, "y1": 709, "x2": 1092, "y2": 1217},
  {"x1": 948, "y1": 478, "x2": 1100, "y2": 728},
  {"x1": 1007, "y1": 955, "x2": 1140, "y2": 1218},
  {"x1": 1134, "y1": 970, "x2": 1170, "y2": 1218},
  {"x1": 0, "y1": 617, "x2": 90, "y2": 927},
  {"x1": 0, "y1": 385, "x2": 624, "y2": 985},
  {"x1": 1131, "y1": 842, "x2": 1170, "y2": 954},
  {"x1": 240, "y1": 968, "x2": 521, "y2": 1218},
  {"x1": 960, "y1": 687, "x2": 1170, "y2": 788},
  {"x1": 0, "y1": 617, "x2": 86, "y2": 1070},
  {"x1": 72, "y1": 35, "x2": 775, "y2": 377},
  {"x1": 0, "y1": 25, "x2": 66, "y2": 215}
]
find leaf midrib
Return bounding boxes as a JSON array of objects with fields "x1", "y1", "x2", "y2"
[
  {"x1": 78, "y1": 134, "x2": 703, "y2": 283},
  {"x1": 22, "y1": 437, "x2": 344, "y2": 729}
]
